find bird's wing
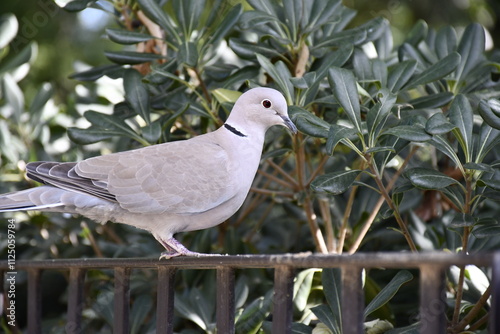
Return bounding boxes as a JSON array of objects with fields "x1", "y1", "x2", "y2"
[
  {"x1": 26, "y1": 161, "x2": 117, "y2": 201},
  {"x1": 74, "y1": 136, "x2": 237, "y2": 214}
]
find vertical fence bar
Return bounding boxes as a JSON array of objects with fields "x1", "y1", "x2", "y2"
[
  {"x1": 491, "y1": 252, "x2": 500, "y2": 333},
  {"x1": 272, "y1": 265, "x2": 294, "y2": 334},
  {"x1": 66, "y1": 268, "x2": 86, "y2": 334},
  {"x1": 27, "y1": 268, "x2": 42, "y2": 334},
  {"x1": 157, "y1": 266, "x2": 176, "y2": 334},
  {"x1": 217, "y1": 267, "x2": 235, "y2": 334},
  {"x1": 419, "y1": 264, "x2": 446, "y2": 334},
  {"x1": 341, "y1": 266, "x2": 364, "y2": 334},
  {"x1": 114, "y1": 267, "x2": 131, "y2": 334}
]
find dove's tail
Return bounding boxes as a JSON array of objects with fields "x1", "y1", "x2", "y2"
[
  {"x1": 0, "y1": 186, "x2": 66, "y2": 212},
  {"x1": 0, "y1": 186, "x2": 120, "y2": 225}
]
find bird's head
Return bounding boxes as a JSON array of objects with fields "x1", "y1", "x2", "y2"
[{"x1": 225, "y1": 87, "x2": 298, "y2": 136}]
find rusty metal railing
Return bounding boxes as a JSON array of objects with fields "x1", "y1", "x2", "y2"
[{"x1": 1, "y1": 252, "x2": 499, "y2": 333}]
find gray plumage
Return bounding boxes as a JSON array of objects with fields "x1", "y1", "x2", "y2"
[{"x1": 0, "y1": 88, "x2": 297, "y2": 258}]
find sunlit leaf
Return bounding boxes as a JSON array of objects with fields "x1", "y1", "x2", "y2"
[{"x1": 0, "y1": 14, "x2": 18, "y2": 49}]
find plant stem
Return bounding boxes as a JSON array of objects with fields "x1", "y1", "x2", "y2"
[
  {"x1": 452, "y1": 285, "x2": 491, "y2": 333},
  {"x1": 451, "y1": 176, "x2": 473, "y2": 328},
  {"x1": 304, "y1": 197, "x2": 328, "y2": 253},
  {"x1": 349, "y1": 146, "x2": 418, "y2": 253},
  {"x1": 318, "y1": 197, "x2": 336, "y2": 252},
  {"x1": 366, "y1": 153, "x2": 418, "y2": 252},
  {"x1": 295, "y1": 133, "x2": 328, "y2": 253}
]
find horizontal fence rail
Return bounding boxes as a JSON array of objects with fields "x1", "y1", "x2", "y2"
[{"x1": 1, "y1": 252, "x2": 499, "y2": 333}]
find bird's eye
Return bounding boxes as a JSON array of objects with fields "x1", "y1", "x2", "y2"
[{"x1": 262, "y1": 99, "x2": 272, "y2": 108}]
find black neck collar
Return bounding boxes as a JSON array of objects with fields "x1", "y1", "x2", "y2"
[{"x1": 224, "y1": 124, "x2": 247, "y2": 137}]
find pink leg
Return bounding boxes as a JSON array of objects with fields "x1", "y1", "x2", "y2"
[{"x1": 156, "y1": 236, "x2": 213, "y2": 259}]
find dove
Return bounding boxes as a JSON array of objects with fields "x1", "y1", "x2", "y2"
[{"x1": 0, "y1": 87, "x2": 297, "y2": 258}]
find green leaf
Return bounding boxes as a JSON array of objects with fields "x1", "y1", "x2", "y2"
[
  {"x1": 106, "y1": 28, "x2": 155, "y2": 45},
  {"x1": 2, "y1": 74, "x2": 24, "y2": 121},
  {"x1": 311, "y1": 170, "x2": 362, "y2": 195},
  {"x1": 173, "y1": 0, "x2": 204, "y2": 37},
  {"x1": 387, "y1": 60, "x2": 417, "y2": 93},
  {"x1": 326, "y1": 124, "x2": 358, "y2": 154},
  {"x1": 303, "y1": 0, "x2": 341, "y2": 34},
  {"x1": 141, "y1": 121, "x2": 161, "y2": 144},
  {"x1": 364, "y1": 270, "x2": 413, "y2": 319},
  {"x1": 310, "y1": 305, "x2": 339, "y2": 333},
  {"x1": 174, "y1": 293, "x2": 207, "y2": 330},
  {"x1": 30, "y1": 82, "x2": 53, "y2": 114},
  {"x1": 435, "y1": 26, "x2": 457, "y2": 59},
  {"x1": 293, "y1": 269, "x2": 319, "y2": 312},
  {"x1": 450, "y1": 213, "x2": 476, "y2": 227},
  {"x1": 454, "y1": 23, "x2": 485, "y2": 82},
  {"x1": 105, "y1": 51, "x2": 164, "y2": 65},
  {"x1": 290, "y1": 106, "x2": 330, "y2": 138},
  {"x1": 366, "y1": 146, "x2": 395, "y2": 154},
  {"x1": 314, "y1": 17, "x2": 386, "y2": 49},
  {"x1": 124, "y1": 69, "x2": 151, "y2": 124},
  {"x1": 405, "y1": 167, "x2": 460, "y2": 190},
  {"x1": 472, "y1": 224, "x2": 500, "y2": 238},
  {"x1": 235, "y1": 294, "x2": 272, "y2": 334},
  {"x1": 69, "y1": 64, "x2": 124, "y2": 81},
  {"x1": 463, "y1": 162, "x2": 494, "y2": 173},
  {"x1": 178, "y1": 41, "x2": 198, "y2": 67},
  {"x1": 367, "y1": 88, "x2": 397, "y2": 144},
  {"x1": 283, "y1": 0, "x2": 302, "y2": 41},
  {"x1": 383, "y1": 125, "x2": 431, "y2": 142},
  {"x1": 449, "y1": 95, "x2": 473, "y2": 162},
  {"x1": 478, "y1": 99, "x2": 500, "y2": 130},
  {"x1": 425, "y1": 112, "x2": 455, "y2": 135},
  {"x1": 137, "y1": 0, "x2": 180, "y2": 44},
  {"x1": 430, "y1": 135, "x2": 465, "y2": 175},
  {"x1": 62, "y1": 0, "x2": 97, "y2": 12},
  {"x1": 479, "y1": 176, "x2": 500, "y2": 191},
  {"x1": 67, "y1": 126, "x2": 115, "y2": 145},
  {"x1": 405, "y1": 52, "x2": 461, "y2": 89},
  {"x1": 0, "y1": 42, "x2": 36, "y2": 75},
  {"x1": 328, "y1": 67, "x2": 362, "y2": 132},
  {"x1": 207, "y1": 4, "x2": 242, "y2": 46},
  {"x1": 256, "y1": 54, "x2": 294, "y2": 103},
  {"x1": 476, "y1": 121, "x2": 500, "y2": 162},
  {"x1": 404, "y1": 20, "x2": 428, "y2": 46},
  {"x1": 409, "y1": 92, "x2": 454, "y2": 110},
  {"x1": 321, "y1": 268, "x2": 342, "y2": 332},
  {"x1": 0, "y1": 14, "x2": 18, "y2": 49},
  {"x1": 83, "y1": 110, "x2": 145, "y2": 144},
  {"x1": 229, "y1": 38, "x2": 285, "y2": 60}
]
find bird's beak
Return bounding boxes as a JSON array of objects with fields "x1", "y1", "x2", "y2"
[{"x1": 281, "y1": 115, "x2": 298, "y2": 134}]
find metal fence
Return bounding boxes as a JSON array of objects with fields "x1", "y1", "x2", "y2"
[{"x1": 1, "y1": 252, "x2": 499, "y2": 334}]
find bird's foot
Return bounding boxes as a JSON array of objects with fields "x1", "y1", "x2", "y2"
[{"x1": 158, "y1": 237, "x2": 213, "y2": 260}]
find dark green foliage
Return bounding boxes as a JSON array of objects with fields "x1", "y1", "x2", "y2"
[{"x1": 1, "y1": 0, "x2": 500, "y2": 332}]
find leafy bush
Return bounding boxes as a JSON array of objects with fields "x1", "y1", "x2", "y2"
[{"x1": 1, "y1": 0, "x2": 500, "y2": 332}]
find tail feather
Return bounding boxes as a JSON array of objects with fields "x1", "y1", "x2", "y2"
[{"x1": 0, "y1": 187, "x2": 66, "y2": 212}]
